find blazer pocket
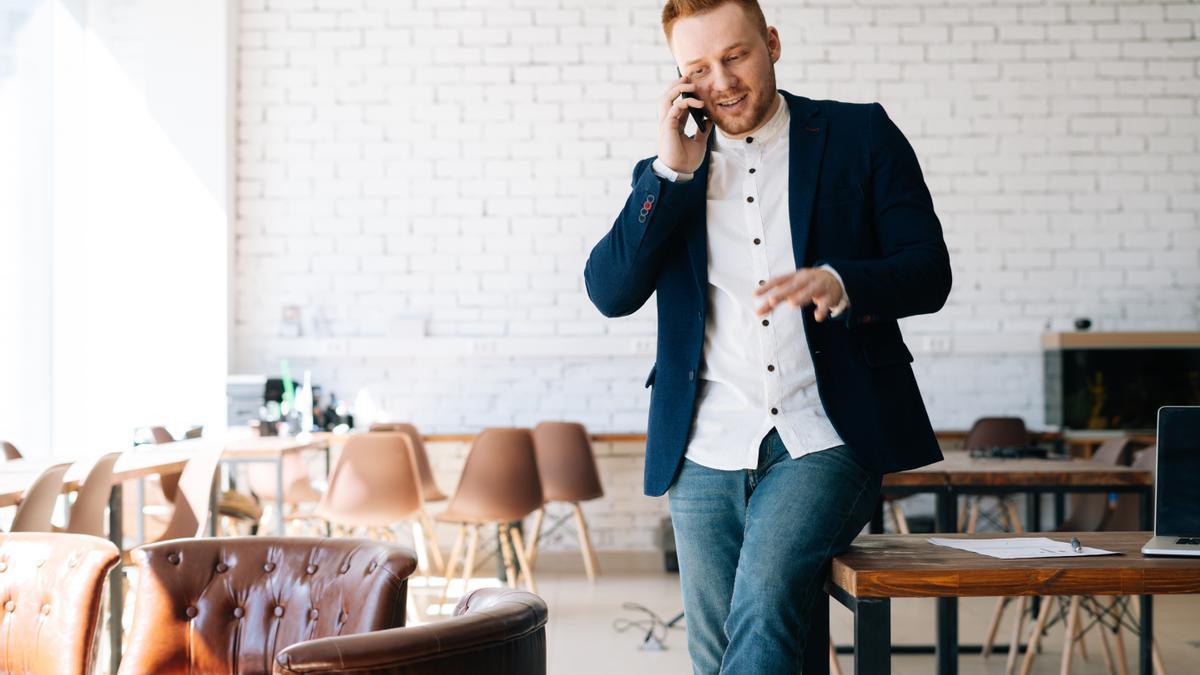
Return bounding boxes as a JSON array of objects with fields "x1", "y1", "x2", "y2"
[
  {"x1": 863, "y1": 340, "x2": 914, "y2": 367},
  {"x1": 644, "y1": 364, "x2": 657, "y2": 388}
]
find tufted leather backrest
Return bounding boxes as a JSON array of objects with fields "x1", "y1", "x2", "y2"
[
  {"x1": 0, "y1": 532, "x2": 120, "y2": 675},
  {"x1": 274, "y1": 587, "x2": 548, "y2": 675},
  {"x1": 118, "y1": 537, "x2": 418, "y2": 675}
]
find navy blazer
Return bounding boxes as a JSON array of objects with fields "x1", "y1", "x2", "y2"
[{"x1": 584, "y1": 90, "x2": 952, "y2": 497}]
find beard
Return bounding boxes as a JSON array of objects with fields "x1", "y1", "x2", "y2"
[{"x1": 708, "y1": 75, "x2": 777, "y2": 137}]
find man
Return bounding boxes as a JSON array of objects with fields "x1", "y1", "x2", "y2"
[{"x1": 584, "y1": 0, "x2": 951, "y2": 672}]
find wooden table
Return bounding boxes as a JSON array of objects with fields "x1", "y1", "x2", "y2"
[
  {"x1": 819, "y1": 532, "x2": 1194, "y2": 675},
  {"x1": 878, "y1": 452, "x2": 1154, "y2": 674}
]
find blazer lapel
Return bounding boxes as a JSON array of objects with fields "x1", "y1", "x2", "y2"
[
  {"x1": 782, "y1": 91, "x2": 827, "y2": 269},
  {"x1": 684, "y1": 134, "x2": 715, "y2": 296}
]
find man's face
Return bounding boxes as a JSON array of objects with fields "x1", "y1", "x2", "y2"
[{"x1": 669, "y1": 2, "x2": 781, "y2": 137}]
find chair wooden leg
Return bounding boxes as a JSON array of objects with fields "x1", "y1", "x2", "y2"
[
  {"x1": 966, "y1": 498, "x2": 981, "y2": 534},
  {"x1": 437, "y1": 524, "x2": 466, "y2": 612},
  {"x1": 983, "y1": 596, "x2": 1010, "y2": 658},
  {"x1": 418, "y1": 508, "x2": 445, "y2": 575},
  {"x1": 1152, "y1": 639, "x2": 1166, "y2": 675},
  {"x1": 1110, "y1": 597, "x2": 1130, "y2": 675},
  {"x1": 572, "y1": 502, "x2": 599, "y2": 582},
  {"x1": 829, "y1": 637, "x2": 844, "y2": 675},
  {"x1": 508, "y1": 526, "x2": 537, "y2": 595},
  {"x1": 525, "y1": 507, "x2": 545, "y2": 567},
  {"x1": 1020, "y1": 595, "x2": 1055, "y2": 675},
  {"x1": 1005, "y1": 596, "x2": 1028, "y2": 675},
  {"x1": 1076, "y1": 607, "x2": 1090, "y2": 662},
  {"x1": 498, "y1": 523, "x2": 519, "y2": 589},
  {"x1": 1095, "y1": 601, "x2": 1117, "y2": 675},
  {"x1": 1060, "y1": 596, "x2": 1081, "y2": 675},
  {"x1": 1005, "y1": 499, "x2": 1024, "y2": 533},
  {"x1": 889, "y1": 501, "x2": 910, "y2": 534},
  {"x1": 459, "y1": 524, "x2": 481, "y2": 592}
]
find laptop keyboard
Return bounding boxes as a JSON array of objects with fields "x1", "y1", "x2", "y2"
[{"x1": 1176, "y1": 537, "x2": 1200, "y2": 545}]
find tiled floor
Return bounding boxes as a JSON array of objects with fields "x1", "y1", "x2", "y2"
[{"x1": 410, "y1": 567, "x2": 1200, "y2": 675}]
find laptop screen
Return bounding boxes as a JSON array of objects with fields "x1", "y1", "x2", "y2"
[{"x1": 1155, "y1": 406, "x2": 1200, "y2": 537}]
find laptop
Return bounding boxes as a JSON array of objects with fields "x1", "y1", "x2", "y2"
[{"x1": 1142, "y1": 406, "x2": 1200, "y2": 556}]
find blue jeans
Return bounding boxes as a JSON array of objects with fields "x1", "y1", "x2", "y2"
[{"x1": 667, "y1": 430, "x2": 882, "y2": 674}]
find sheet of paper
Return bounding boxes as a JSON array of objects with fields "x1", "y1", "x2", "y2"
[{"x1": 927, "y1": 537, "x2": 1120, "y2": 560}]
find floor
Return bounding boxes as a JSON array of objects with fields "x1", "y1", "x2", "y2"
[{"x1": 408, "y1": 565, "x2": 1200, "y2": 675}]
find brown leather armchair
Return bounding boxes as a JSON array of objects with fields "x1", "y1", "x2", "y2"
[
  {"x1": 118, "y1": 536, "x2": 419, "y2": 675},
  {"x1": 0, "y1": 532, "x2": 120, "y2": 675},
  {"x1": 274, "y1": 587, "x2": 548, "y2": 675}
]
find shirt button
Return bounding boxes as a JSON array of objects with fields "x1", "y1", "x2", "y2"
[
  {"x1": 746, "y1": 196, "x2": 754, "y2": 203},
  {"x1": 767, "y1": 365, "x2": 775, "y2": 372},
  {"x1": 758, "y1": 279, "x2": 765, "y2": 286},
  {"x1": 762, "y1": 319, "x2": 770, "y2": 327},
  {"x1": 753, "y1": 238, "x2": 761, "y2": 245},
  {"x1": 688, "y1": 370, "x2": 695, "y2": 381},
  {"x1": 746, "y1": 136, "x2": 754, "y2": 143},
  {"x1": 771, "y1": 407, "x2": 779, "y2": 415},
  {"x1": 749, "y1": 168, "x2": 756, "y2": 174}
]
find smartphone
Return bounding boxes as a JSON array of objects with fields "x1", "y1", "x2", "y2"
[{"x1": 675, "y1": 67, "x2": 708, "y2": 134}]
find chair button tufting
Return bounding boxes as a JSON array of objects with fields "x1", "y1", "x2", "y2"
[
  {"x1": 274, "y1": 606, "x2": 285, "y2": 618},
  {"x1": 4, "y1": 601, "x2": 13, "y2": 612},
  {"x1": 366, "y1": 561, "x2": 377, "y2": 573},
  {"x1": 308, "y1": 608, "x2": 319, "y2": 620},
  {"x1": 233, "y1": 607, "x2": 245, "y2": 618},
  {"x1": 338, "y1": 564, "x2": 350, "y2": 574},
  {"x1": 41, "y1": 605, "x2": 51, "y2": 615},
  {"x1": 263, "y1": 562, "x2": 276, "y2": 573},
  {"x1": 167, "y1": 553, "x2": 181, "y2": 565},
  {"x1": 215, "y1": 563, "x2": 229, "y2": 573},
  {"x1": 0, "y1": 562, "x2": 7, "y2": 572},
  {"x1": 185, "y1": 606, "x2": 198, "y2": 619},
  {"x1": 34, "y1": 559, "x2": 45, "y2": 568},
  {"x1": 306, "y1": 564, "x2": 317, "y2": 574}
]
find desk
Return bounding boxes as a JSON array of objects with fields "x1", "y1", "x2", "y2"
[
  {"x1": 822, "y1": 532, "x2": 1195, "y2": 675},
  {"x1": 879, "y1": 452, "x2": 1154, "y2": 674}
]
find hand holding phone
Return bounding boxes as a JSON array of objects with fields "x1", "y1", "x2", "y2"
[
  {"x1": 658, "y1": 70, "x2": 712, "y2": 175},
  {"x1": 676, "y1": 67, "x2": 708, "y2": 134}
]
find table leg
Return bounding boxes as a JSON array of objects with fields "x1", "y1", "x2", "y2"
[
  {"x1": 870, "y1": 497, "x2": 884, "y2": 534},
  {"x1": 108, "y1": 482, "x2": 124, "y2": 674},
  {"x1": 275, "y1": 456, "x2": 286, "y2": 536},
  {"x1": 935, "y1": 489, "x2": 958, "y2": 675},
  {"x1": 1025, "y1": 492, "x2": 1042, "y2": 532},
  {"x1": 855, "y1": 598, "x2": 891, "y2": 675},
  {"x1": 804, "y1": 591, "x2": 831, "y2": 675}
]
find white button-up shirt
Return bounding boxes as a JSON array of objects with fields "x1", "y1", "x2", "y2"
[{"x1": 652, "y1": 93, "x2": 847, "y2": 470}]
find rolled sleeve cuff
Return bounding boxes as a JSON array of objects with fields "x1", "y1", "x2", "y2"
[{"x1": 651, "y1": 158, "x2": 694, "y2": 184}]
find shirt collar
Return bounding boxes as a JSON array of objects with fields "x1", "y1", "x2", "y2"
[{"x1": 713, "y1": 92, "x2": 788, "y2": 152}]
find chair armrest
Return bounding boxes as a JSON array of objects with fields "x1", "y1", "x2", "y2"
[{"x1": 274, "y1": 588, "x2": 547, "y2": 674}]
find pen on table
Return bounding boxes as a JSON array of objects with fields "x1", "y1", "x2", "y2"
[{"x1": 1070, "y1": 537, "x2": 1083, "y2": 553}]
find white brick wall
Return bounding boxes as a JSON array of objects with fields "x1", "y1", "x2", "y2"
[{"x1": 235, "y1": 0, "x2": 1200, "y2": 551}]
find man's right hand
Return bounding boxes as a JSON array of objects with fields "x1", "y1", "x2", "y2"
[{"x1": 658, "y1": 75, "x2": 712, "y2": 175}]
